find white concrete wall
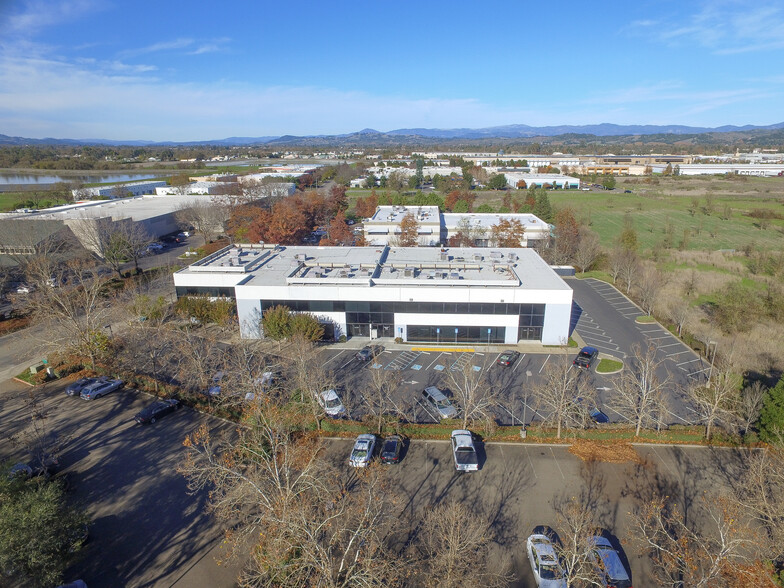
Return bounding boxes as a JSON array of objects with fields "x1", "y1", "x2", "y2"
[{"x1": 541, "y1": 301, "x2": 572, "y2": 345}]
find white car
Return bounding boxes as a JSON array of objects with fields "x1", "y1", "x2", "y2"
[
  {"x1": 526, "y1": 534, "x2": 567, "y2": 587},
  {"x1": 451, "y1": 430, "x2": 479, "y2": 472},
  {"x1": 80, "y1": 378, "x2": 123, "y2": 400},
  {"x1": 206, "y1": 371, "x2": 224, "y2": 396},
  {"x1": 349, "y1": 434, "x2": 376, "y2": 467},
  {"x1": 318, "y1": 389, "x2": 345, "y2": 417}
]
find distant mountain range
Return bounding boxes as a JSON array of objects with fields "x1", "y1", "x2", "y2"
[{"x1": 2, "y1": 121, "x2": 784, "y2": 147}]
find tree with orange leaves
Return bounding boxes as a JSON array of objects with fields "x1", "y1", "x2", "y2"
[
  {"x1": 489, "y1": 218, "x2": 525, "y2": 247},
  {"x1": 319, "y1": 210, "x2": 354, "y2": 246}
]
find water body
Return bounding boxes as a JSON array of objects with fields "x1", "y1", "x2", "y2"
[{"x1": 0, "y1": 172, "x2": 169, "y2": 186}]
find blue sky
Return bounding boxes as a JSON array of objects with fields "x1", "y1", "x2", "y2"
[{"x1": 1, "y1": 0, "x2": 783, "y2": 141}]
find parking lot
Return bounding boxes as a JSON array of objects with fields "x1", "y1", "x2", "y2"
[
  {"x1": 0, "y1": 378, "x2": 238, "y2": 588},
  {"x1": 319, "y1": 346, "x2": 617, "y2": 426},
  {"x1": 321, "y1": 437, "x2": 752, "y2": 588}
]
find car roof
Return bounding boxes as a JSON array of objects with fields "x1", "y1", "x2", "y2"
[
  {"x1": 321, "y1": 389, "x2": 339, "y2": 400},
  {"x1": 590, "y1": 537, "x2": 629, "y2": 579},
  {"x1": 451, "y1": 430, "x2": 472, "y2": 442},
  {"x1": 530, "y1": 537, "x2": 559, "y2": 562},
  {"x1": 356, "y1": 434, "x2": 375, "y2": 442},
  {"x1": 424, "y1": 386, "x2": 446, "y2": 399},
  {"x1": 581, "y1": 346, "x2": 598, "y2": 353}
]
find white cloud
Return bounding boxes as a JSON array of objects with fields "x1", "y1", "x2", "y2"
[
  {"x1": 634, "y1": 2, "x2": 784, "y2": 54},
  {"x1": 118, "y1": 38, "x2": 194, "y2": 58},
  {"x1": 3, "y1": 0, "x2": 102, "y2": 36}
]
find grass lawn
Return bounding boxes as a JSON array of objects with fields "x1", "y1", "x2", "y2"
[
  {"x1": 348, "y1": 176, "x2": 784, "y2": 253},
  {"x1": 596, "y1": 358, "x2": 624, "y2": 373}
]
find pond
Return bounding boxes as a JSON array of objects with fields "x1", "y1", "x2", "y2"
[{"x1": 0, "y1": 172, "x2": 170, "y2": 186}]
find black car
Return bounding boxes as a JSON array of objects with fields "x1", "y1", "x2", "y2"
[
  {"x1": 573, "y1": 346, "x2": 599, "y2": 369},
  {"x1": 496, "y1": 350, "x2": 520, "y2": 367},
  {"x1": 134, "y1": 399, "x2": 181, "y2": 425},
  {"x1": 356, "y1": 345, "x2": 384, "y2": 362},
  {"x1": 380, "y1": 434, "x2": 403, "y2": 464}
]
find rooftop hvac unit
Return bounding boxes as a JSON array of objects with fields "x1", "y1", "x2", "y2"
[
  {"x1": 509, "y1": 252, "x2": 518, "y2": 261},
  {"x1": 439, "y1": 252, "x2": 448, "y2": 261},
  {"x1": 473, "y1": 254, "x2": 483, "y2": 262},
  {"x1": 313, "y1": 266, "x2": 324, "y2": 277},
  {"x1": 490, "y1": 251, "x2": 502, "y2": 259},
  {"x1": 404, "y1": 267, "x2": 414, "y2": 277},
  {"x1": 450, "y1": 271, "x2": 460, "y2": 280},
  {"x1": 338, "y1": 269, "x2": 348, "y2": 278},
  {"x1": 359, "y1": 268, "x2": 370, "y2": 277}
]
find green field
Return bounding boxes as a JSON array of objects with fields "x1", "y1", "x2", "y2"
[{"x1": 347, "y1": 175, "x2": 784, "y2": 253}]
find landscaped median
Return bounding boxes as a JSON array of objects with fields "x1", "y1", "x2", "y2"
[{"x1": 317, "y1": 418, "x2": 749, "y2": 447}]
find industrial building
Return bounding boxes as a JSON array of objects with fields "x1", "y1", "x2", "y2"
[
  {"x1": 173, "y1": 243, "x2": 573, "y2": 345},
  {"x1": 362, "y1": 206, "x2": 550, "y2": 247}
]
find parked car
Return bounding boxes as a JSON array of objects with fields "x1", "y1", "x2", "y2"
[
  {"x1": 80, "y1": 378, "x2": 123, "y2": 400},
  {"x1": 134, "y1": 399, "x2": 181, "y2": 425},
  {"x1": 206, "y1": 371, "x2": 224, "y2": 396},
  {"x1": 588, "y1": 536, "x2": 632, "y2": 588},
  {"x1": 16, "y1": 284, "x2": 33, "y2": 294},
  {"x1": 573, "y1": 346, "x2": 599, "y2": 370},
  {"x1": 356, "y1": 345, "x2": 384, "y2": 362},
  {"x1": 526, "y1": 533, "x2": 567, "y2": 587},
  {"x1": 318, "y1": 389, "x2": 346, "y2": 417},
  {"x1": 349, "y1": 434, "x2": 376, "y2": 468},
  {"x1": 451, "y1": 430, "x2": 479, "y2": 472},
  {"x1": 496, "y1": 350, "x2": 520, "y2": 367},
  {"x1": 65, "y1": 377, "x2": 98, "y2": 397},
  {"x1": 380, "y1": 434, "x2": 404, "y2": 464},
  {"x1": 245, "y1": 371, "x2": 276, "y2": 401},
  {"x1": 422, "y1": 386, "x2": 458, "y2": 420}
]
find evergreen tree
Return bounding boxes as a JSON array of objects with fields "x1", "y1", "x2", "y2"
[
  {"x1": 759, "y1": 375, "x2": 784, "y2": 443},
  {"x1": 533, "y1": 190, "x2": 553, "y2": 223}
]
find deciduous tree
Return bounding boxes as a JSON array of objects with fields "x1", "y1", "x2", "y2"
[
  {"x1": 530, "y1": 355, "x2": 592, "y2": 438},
  {"x1": 611, "y1": 343, "x2": 670, "y2": 435},
  {"x1": 489, "y1": 218, "x2": 525, "y2": 247},
  {"x1": 396, "y1": 212, "x2": 420, "y2": 247}
]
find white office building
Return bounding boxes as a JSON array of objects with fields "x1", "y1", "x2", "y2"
[
  {"x1": 362, "y1": 206, "x2": 550, "y2": 247},
  {"x1": 173, "y1": 244, "x2": 573, "y2": 345}
]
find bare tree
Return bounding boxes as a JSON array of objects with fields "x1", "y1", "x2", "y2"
[
  {"x1": 636, "y1": 263, "x2": 666, "y2": 316},
  {"x1": 735, "y1": 449, "x2": 784, "y2": 563},
  {"x1": 172, "y1": 329, "x2": 225, "y2": 395},
  {"x1": 410, "y1": 501, "x2": 511, "y2": 588},
  {"x1": 611, "y1": 343, "x2": 670, "y2": 435},
  {"x1": 609, "y1": 247, "x2": 639, "y2": 293},
  {"x1": 174, "y1": 200, "x2": 227, "y2": 243},
  {"x1": 179, "y1": 405, "x2": 400, "y2": 587},
  {"x1": 573, "y1": 228, "x2": 602, "y2": 274},
  {"x1": 529, "y1": 355, "x2": 592, "y2": 438},
  {"x1": 26, "y1": 257, "x2": 114, "y2": 369},
  {"x1": 441, "y1": 356, "x2": 499, "y2": 430},
  {"x1": 739, "y1": 381, "x2": 766, "y2": 437},
  {"x1": 551, "y1": 493, "x2": 604, "y2": 588},
  {"x1": 363, "y1": 358, "x2": 406, "y2": 434},
  {"x1": 666, "y1": 298, "x2": 691, "y2": 337},
  {"x1": 630, "y1": 493, "x2": 761, "y2": 588},
  {"x1": 120, "y1": 294, "x2": 175, "y2": 393},
  {"x1": 289, "y1": 335, "x2": 338, "y2": 427},
  {"x1": 688, "y1": 366, "x2": 741, "y2": 440}
]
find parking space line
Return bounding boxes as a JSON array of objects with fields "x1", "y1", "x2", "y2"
[
  {"x1": 524, "y1": 447, "x2": 538, "y2": 479},
  {"x1": 657, "y1": 342, "x2": 682, "y2": 349},
  {"x1": 513, "y1": 353, "x2": 526, "y2": 370},
  {"x1": 666, "y1": 349, "x2": 693, "y2": 357},
  {"x1": 425, "y1": 353, "x2": 444, "y2": 370},
  {"x1": 676, "y1": 358, "x2": 702, "y2": 367},
  {"x1": 549, "y1": 447, "x2": 565, "y2": 479},
  {"x1": 538, "y1": 354, "x2": 551, "y2": 373},
  {"x1": 321, "y1": 350, "x2": 346, "y2": 367},
  {"x1": 651, "y1": 446, "x2": 679, "y2": 479}
]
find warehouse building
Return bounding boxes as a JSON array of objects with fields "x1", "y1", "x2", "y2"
[{"x1": 173, "y1": 243, "x2": 573, "y2": 345}]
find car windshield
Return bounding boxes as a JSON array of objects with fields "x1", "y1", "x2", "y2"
[
  {"x1": 540, "y1": 564, "x2": 563, "y2": 580},
  {"x1": 352, "y1": 448, "x2": 369, "y2": 459},
  {"x1": 579, "y1": 351, "x2": 592, "y2": 358},
  {"x1": 325, "y1": 397, "x2": 341, "y2": 409},
  {"x1": 435, "y1": 399, "x2": 451, "y2": 409}
]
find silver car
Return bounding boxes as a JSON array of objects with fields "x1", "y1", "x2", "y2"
[
  {"x1": 588, "y1": 536, "x2": 632, "y2": 588},
  {"x1": 65, "y1": 377, "x2": 98, "y2": 397},
  {"x1": 80, "y1": 378, "x2": 123, "y2": 400},
  {"x1": 349, "y1": 434, "x2": 376, "y2": 468},
  {"x1": 526, "y1": 533, "x2": 567, "y2": 587},
  {"x1": 422, "y1": 386, "x2": 458, "y2": 420},
  {"x1": 318, "y1": 389, "x2": 346, "y2": 417}
]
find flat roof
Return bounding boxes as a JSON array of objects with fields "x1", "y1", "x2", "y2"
[
  {"x1": 17, "y1": 194, "x2": 223, "y2": 222},
  {"x1": 442, "y1": 213, "x2": 547, "y2": 230},
  {"x1": 178, "y1": 244, "x2": 570, "y2": 291},
  {"x1": 369, "y1": 205, "x2": 441, "y2": 224}
]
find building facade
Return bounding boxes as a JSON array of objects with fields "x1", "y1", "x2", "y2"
[{"x1": 173, "y1": 244, "x2": 573, "y2": 346}]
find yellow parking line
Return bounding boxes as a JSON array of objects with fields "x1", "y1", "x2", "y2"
[{"x1": 411, "y1": 347, "x2": 476, "y2": 353}]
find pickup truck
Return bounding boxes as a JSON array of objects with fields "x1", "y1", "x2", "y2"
[{"x1": 451, "y1": 430, "x2": 479, "y2": 472}]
